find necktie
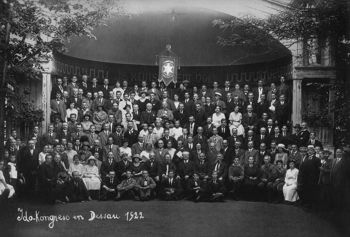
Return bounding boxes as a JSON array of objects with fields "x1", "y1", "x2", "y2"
[
  {"x1": 223, "y1": 127, "x2": 225, "y2": 133},
  {"x1": 166, "y1": 164, "x2": 169, "y2": 176}
]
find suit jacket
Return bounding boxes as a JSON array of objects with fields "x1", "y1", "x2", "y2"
[
  {"x1": 100, "y1": 159, "x2": 118, "y2": 178},
  {"x1": 149, "y1": 99, "x2": 161, "y2": 112},
  {"x1": 203, "y1": 123, "x2": 214, "y2": 138},
  {"x1": 116, "y1": 160, "x2": 132, "y2": 179},
  {"x1": 203, "y1": 104, "x2": 216, "y2": 118},
  {"x1": 144, "y1": 159, "x2": 160, "y2": 178},
  {"x1": 174, "y1": 110, "x2": 188, "y2": 126},
  {"x1": 193, "y1": 135, "x2": 208, "y2": 151},
  {"x1": 211, "y1": 161, "x2": 228, "y2": 179},
  {"x1": 68, "y1": 97, "x2": 82, "y2": 109},
  {"x1": 91, "y1": 98, "x2": 106, "y2": 111},
  {"x1": 50, "y1": 99, "x2": 67, "y2": 122},
  {"x1": 183, "y1": 99, "x2": 196, "y2": 116},
  {"x1": 217, "y1": 125, "x2": 231, "y2": 139},
  {"x1": 110, "y1": 132, "x2": 124, "y2": 147},
  {"x1": 177, "y1": 160, "x2": 195, "y2": 178},
  {"x1": 67, "y1": 82, "x2": 79, "y2": 97},
  {"x1": 131, "y1": 142, "x2": 145, "y2": 155},
  {"x1": 298, "y1": 155, "x2": 321, "y2": 186},
  {"x1": 66, "y1": 178, "x2": 89, "y2": 200},
  {"x1": 51, "y1": 84, "x2": 65, "y2": 99},
  {"x1": 124, "y1": 129, "x2": 139, "y2": 145},
  {"x1": 102, "y1": 175, "x2": 119, "y2": 190},
  {"x1": 161, "y1": 177, "x2": 182, "y2": 191},
  {"x1": 194, "y1": 160, "x2": 210, "y2": 178},
  {"x1": 99, "y1": 131, "x2": 112, "y2": 147},
  {"x1": 307, "y1": 139, "x2": 323, "y2": 149},
  {"x1": 103, "y1": 144, "x2": 120, "y2": 162},
  {"x1": 17, "y1": 146, "x2": 39, "y2": 175},
  {"x1": 101, "y1": 85, "x2": 112, "y2": 98},
  {"x1": 159, "y1": 162, "x2": 177, "y2": 177},
  {"x1": 140, "y1": 110, "x2": 157, "y2": 125},
  {"x1": 194, "y1": 109, "x2": 206, "y2": 127},
  {"x1": 227, "y1": 135, "x2": 244, "y2": 148}
]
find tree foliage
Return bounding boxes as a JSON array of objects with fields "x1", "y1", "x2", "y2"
[{"x1": 0, "y1": 0, "x2": 119, "y2": 79}]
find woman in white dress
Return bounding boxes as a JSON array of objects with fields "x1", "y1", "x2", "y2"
[
  {"x1": 68, "y1": 155, "x2": 84, "y2": 176},
  {"x1": 0, "y1": 160, "x2": 15, "y2": 199},
  {"x1": 212, "y1": 106, "x2": 226, "y2": 128},
  {"x1": 229, "y1": 105, "x2": 245, "y2": 136},
  {"x1": 66, "y1": 102, "x2": 79, "y2": 122},
  {"x1": 119, "y1": 140, "x2": 132, "y2": 158},
  {"x1": 82, "y1": 156, "x2": 101, "y2": 199},
  {"x1": 283, "y1": 159, "x2": 299, "y2": 202}
]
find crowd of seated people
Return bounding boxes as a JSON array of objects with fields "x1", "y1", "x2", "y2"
[{"x1": 0, "y1": 75, "x2": 348, "y2": 209}]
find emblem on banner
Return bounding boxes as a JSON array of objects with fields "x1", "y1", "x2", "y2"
[{"x1": 157, "y1": 44, "x2": 180, "y2": 86}]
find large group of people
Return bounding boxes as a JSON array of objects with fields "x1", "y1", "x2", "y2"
[{"x1": 0, "y1": 75, "x2": 348, "y2": 209}]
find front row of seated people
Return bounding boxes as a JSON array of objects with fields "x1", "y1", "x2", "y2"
[{"x1": 0, "y1": 150, "x2": 301, "y2": 203}]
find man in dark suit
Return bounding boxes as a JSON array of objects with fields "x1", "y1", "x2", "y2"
[
  {"x1": 144, "y1": 153, "x2": 160, "y2": 183},
  {"x1": 194, "y1": 152, "x2": 210, "y2": 180},
  {"x1": 177, "y1": 151, "x2": 195, "y2": 186},
  {"x1": 206, "y1": 171, "x2": 226, "y2": 202},
  {"x1": 159, "y1": 154, "x2": 177, "y2": 179},
  {"x1": 297, "y1": 122, "x2": 310, "y2": 147},
  {"x1": 161, "y1": 129, "x2": 177, "y2": 149},
  {"x1": 203, "y1": 117, "x2": 214, "y2": 138},
  {"x1": 110, "y1": 124, "x2": 124, "y2": 147},
  {"x1": 100, "y1": 171, "x2": 119, "y2": 200},
  {"x1": 91, "y1": 91, "x2": 106, "y2": 112},
  {"x1": 253, "y1": 80, "x2": 267, "y2": 104},
  {"x1": 186, "y1": 173, "x2": 207, "y2": 201},
  {"x1": 275, "y1": 94, "x2": 289, "y2": 126},
  {"x1": 217, "y1": 119, "x2": 231, "y2": 139},
  {"x1": 116, "y1": 154, "x2": 132, "y2": 180},
  {"x1": 173, "y1": 103, "x2": 188, "y2": 127},
  {"x1": 100, "y1": 152, "x2": 118, "y2": 178},
  {"x1": 140, "y1": 103, "x2": 157, "y2": 125},
  {"x1": 124, "y1": 122, "x2": 139, "y2": 145},
  {"x1": 227, "y1": 128, "x2": 244, "y2": 149},
  {"x1": 185, "y1": 115, "x2": 198, "y2": 136},
  {"x1": 307, "y1": 132, "x2": 323, "y2": 150},
  {"x1": 183, "y1": 92, "x2": 195, "y2": 116},
  {"x1": 66, "y1": 171, "x2": 91, "y2": 202},
  {"x1": 160, "y1": 170, "x2": 183, "y2": 200},
  {"x1": 210, "y1": 153, "x2": 228, "y2": 181},
  {"x1": 298, "y1": 145, "x2": 321, "y2": 208},
  {"x1": 194, "y1": 103, "x2": 206, "y2": 127},
  {"x1": 17, "y1": 140, "x2": 39, "y2": 197},
  {"x1": 256, "y1": 94, "x2": 269, "y2": 119},
  {"x1": 193, "y1": 127, "x2": 208, "y2": 150},
  {"x1": 101, "y1": 78, "x2": 112, "y2": 99},
  {"x1": 51, "y1": 77, "x2": 66, "y2": 99}
]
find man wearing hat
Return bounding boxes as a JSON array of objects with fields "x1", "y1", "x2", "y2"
[{"x1": 214, "y1": 92, "x2": 226, "y2": 112}]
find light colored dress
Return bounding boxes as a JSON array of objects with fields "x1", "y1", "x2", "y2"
[
  {"x1": 82, "y1": 165, "x2": 101, "y2": 190},
  {"x1": 212, "y1": 112, "x2": 226, "y2": 128},
  {"x1": 68, "y1": 163, "x2": 84, "y2": 176},
  {"x1": 0, "y1": 170, "x2": 15, "y2": 198},
  {"x1": 283, "y1": 168, "x2": 299, "y2": 202},
  {"x1": 229, "y1": 111, "x2": 242, "y2": 127}
]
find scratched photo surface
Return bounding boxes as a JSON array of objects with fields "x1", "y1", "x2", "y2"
[{"x1": 1, "y1": 0, "x2": 349, "y2": 237}]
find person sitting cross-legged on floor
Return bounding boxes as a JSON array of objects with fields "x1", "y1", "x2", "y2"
[
  {"x1": 135, "y1": 170, "x2": 156, "y2": 201},
  {"x1": 186, "y1": 173, "x2": 207, "y2": 202},
  {"x1": 116, "y1": 170, "x2": 136, "y2": 200},
  {"x1": 100, "y1": 171, "x2": 119, "y2": 201},
  {"x1": 66, "y1": 171, "x2": 91, "y2": 203},
  {"x1": 160, "y1": 170, "x2": 183, "y2": 201}
]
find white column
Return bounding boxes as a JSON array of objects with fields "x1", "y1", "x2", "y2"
[
  {"x1": 41, "y1": 72, "x2": 52, "y2": 134},
  {"x1": 41, "y1": 60, "x2": 53, "y2": 134},
  {"x1": 292, "y1": 79, "x2": 302, "y2": 128}
]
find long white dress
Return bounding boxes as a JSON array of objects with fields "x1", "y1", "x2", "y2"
[
  {"x1": 82, "y1": 165, "x2": 101, "y2": 190},
  {"x1": 0, "y1": 170, "x2": 15, "y2": 198},
  {"x1": 283, "y1": 168, "x2": 299, "y2": 202}
]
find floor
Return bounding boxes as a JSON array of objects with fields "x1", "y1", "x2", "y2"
[{"x1": 0, "y1": 199, "x2": 347, "y2": 237}]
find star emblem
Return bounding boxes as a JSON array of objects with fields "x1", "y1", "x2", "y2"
[{"x1": 162, "y1": 60, "x2": 174, "y2": 78}]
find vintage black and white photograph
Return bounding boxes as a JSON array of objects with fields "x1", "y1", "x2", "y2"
[{"x1": 0, "y1": 0, "x2": 349, "y2": 236}]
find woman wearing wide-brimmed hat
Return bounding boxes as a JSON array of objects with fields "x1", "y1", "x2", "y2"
[
  {"x1": 82, "y1": 156, "x2": 101, "y2": 199},
  {"x1": 274, "y1": 143, "x2": 288, "y2": 168}
]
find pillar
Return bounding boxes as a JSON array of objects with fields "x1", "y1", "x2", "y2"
[
  {"x1": 292, "y1": 79, "x2": 302, "y2": 128},
  {"x1": 41, "y1": 60, "x2": 53, "y2": 134}
]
